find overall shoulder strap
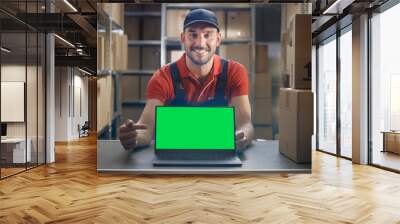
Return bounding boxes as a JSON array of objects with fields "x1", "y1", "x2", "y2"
[
  {"x1": 169, "y1": 62, "x2": 182, "y2": 98},
  {"x1": 215, "y1": 59, "x2": 228, "y2": 99}
]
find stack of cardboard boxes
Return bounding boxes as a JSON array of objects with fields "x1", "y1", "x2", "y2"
[
  {"x1": 97, "y1": 3, "x2": 128, "y2": 72},
  {"x1": 279, "y1": 14, "x2": 313, "y2": 163},
  {"x1": 97, "y1": 4, "x2": 127, "y2": 133},
  {"x1": 112, "y1": 33, "x2": 128, "y2": 72},
  {"x1": 253, "y1": 45, "x2": 273, "y2": 139}
]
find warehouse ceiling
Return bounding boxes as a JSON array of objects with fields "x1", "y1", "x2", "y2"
[
  {"x1": 311, "y1": 0, "x2": 389, "y2": 43},
  {"x1": 0, "y1": 0, "x2": 97, "y2": 73}
]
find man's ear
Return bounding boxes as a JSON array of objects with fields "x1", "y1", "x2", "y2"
[
  {"x1": 216, "y1": 31, "x2": 222, "y2": 47},
  {"x1": 180, "y1": 31, "x2": 185, "y2": 43}
]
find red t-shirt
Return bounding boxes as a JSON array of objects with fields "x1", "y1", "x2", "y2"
[{"x1": 146, "y1": 53, "x2": 249, "y2": 104}]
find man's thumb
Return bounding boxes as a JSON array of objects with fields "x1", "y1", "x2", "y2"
[{"x1": 126, "y1": 119, "x2": 135, "y2": 127}]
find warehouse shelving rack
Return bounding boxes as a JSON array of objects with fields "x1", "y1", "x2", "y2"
[{"x1": 97, "y1": 4, "x2": 123, "y2": 139}]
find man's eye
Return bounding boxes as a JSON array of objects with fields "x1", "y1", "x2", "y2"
[
  {"x1": 204, "y1": 34, "x2": 209, "y2": 39},
  {"x1": 190, "y1": 33, "x2": 197, "y2": 38}
]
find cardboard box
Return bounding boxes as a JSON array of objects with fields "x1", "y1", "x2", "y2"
[
  {"x1": 219, "y1": 44, "x2": 251, "y2": 72},
  {"x1": 254, "y1": 126, "x2": 273, "y2": 140},
  {"x1": 254, "y1": 73, "x2": 272, "y2": 98},
  {"x1": 256, "y1": 44, "x2": 268, "y2": 73},
  {"x1": 216, "y1": 11, "x2": 226, "y2": 39},
  {"x1": 166, "y1": 9, "x2": 190, "y2": 38},
  {"x1": 121, "y1": 34, "x2": 128, "y2": 71},
  {"x1": 287, "y1": 14, "x2": 311, "y2": 89},
  {"x1": 279, "y1": 88, "x2": 313, "y2": 163},
  {"x1": 97, "y1": 35, "x2": 104, "y2": 70},
  {"x1": 289, "y1": 59, "x2": 311, "y2": 89},
  {"x1": 166, "y1": 10, "x2": 225, "y2": 38},
  {"x1": 112, "y1": 4, "x2": 124, "y2": 27},
  {"x1": 227, "y1": 11, "x2": 251, "y2": 39},
  {"x1": 128, "y1": 46, "x2": 140, "y2": 70},
  {"x1": 125, "y1": 17, "x2": 140, "y2": 40},
  {"x1": 283, "y1": 4, "x2": 308, "y2": 30},
  {"x1": 253, "y1": 98, "x2": 272, "y2": 124},
  {"x1": 142, "y1": 47, "x2": 161, "y2": 70},
  {"x1": 281, "y1": 32, "x2": 289, "y2": 73},
  {"x1": 121, "y1": 75, "x2": 140, "y2": 101},
  {"x1": 112, "y1": 34, "x2": 128, "y2": 71},
  {"x1": 143, "y1": 17, "x2": 161, "y2": 40}
]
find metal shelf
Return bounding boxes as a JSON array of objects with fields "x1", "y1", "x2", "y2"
[
  {"x1": 128, "y1": 40, "x2": 161, "y2": 46},
  {"x1": 166, "y1": 3, "x2": 251, "y2": 10},
  {"x1": 222, "y1": 39, "x2": 252, "y2": 44},
  {"x1": 165, "y1": 37, "x2": 252, "y2": 46},
  {"x1": 97, "y1": 69, "x2": 112, "y2": 76},
  {"x1": 125, "y1": 11, "x2": 161, "y2": 17},
  {"x1": 119, "y1": 70, "x2": 156, "y2": 76}
]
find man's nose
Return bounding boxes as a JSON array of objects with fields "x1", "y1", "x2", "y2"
[{"x1": 194, "y1": 34, "x2": 207, "y2": 47}]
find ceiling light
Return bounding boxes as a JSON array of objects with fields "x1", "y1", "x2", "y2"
[
  {"x1": 54, "y1": 34, "x2": 75, "y2": 48},
  {"x1": 1, "y1": 47, "x2": 11, "y2": 53},
  {"x1": 63, "y1": 0, "x2": 78, "y2": 12}
]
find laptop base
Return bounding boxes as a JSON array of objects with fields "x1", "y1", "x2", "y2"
[{"x1": 152, "y1": 156, "x2": 242, "y2": 167}]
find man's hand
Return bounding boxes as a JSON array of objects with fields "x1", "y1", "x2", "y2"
[
  {"x1": 235, "y1": 130, "x2": 249, "y2": 152},
  {"x1": 119, "y1": 119, "x2": 147, "y2": 150}
]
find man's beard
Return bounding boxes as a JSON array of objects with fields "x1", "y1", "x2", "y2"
[{"x1": 186, "y1": 46, "x2": 214, "y2": 66}]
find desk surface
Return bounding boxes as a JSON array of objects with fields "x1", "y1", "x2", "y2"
[{"x1": 97, "y1": 140, "x2": 311, "y2": 174}]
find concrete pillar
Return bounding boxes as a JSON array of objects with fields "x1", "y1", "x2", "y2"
[{"x1": 352, "y1": 14, "x2": 369, "y2": 164}]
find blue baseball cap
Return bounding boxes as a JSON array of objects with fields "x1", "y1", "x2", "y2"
[{"x1": 183, "y1": 9, "x2": 219, "y2": 31}]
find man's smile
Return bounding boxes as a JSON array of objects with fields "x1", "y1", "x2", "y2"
[{"x1": 191, "y1": 47, "x2": 210, "y2": 56}]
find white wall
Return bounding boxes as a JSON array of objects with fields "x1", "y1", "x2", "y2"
[
  {"x1": 72, "y1": 72, "x2": 89, "y2": 138},
  {"x1": 55, "y1": 67, "x2": 89, "y2": 141},
  {"x1": 1, "y1": 64, "x2": 46, "y2": 164},
  {"x1": 1, "y1": 65, "x2": 38, "y2": 137}
]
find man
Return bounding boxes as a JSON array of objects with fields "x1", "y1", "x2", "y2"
[{"x1": 119, "y1": 8, "x2": 254, "y2": 152}]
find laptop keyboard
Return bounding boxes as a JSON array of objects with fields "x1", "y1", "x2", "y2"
[{"x1": 157, "y1": 152, "x2": 235, "y2": 161}]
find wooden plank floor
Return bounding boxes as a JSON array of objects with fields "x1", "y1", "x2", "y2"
[{"x1": 1, "y1": 135, "x2": 400, "y2": 223}]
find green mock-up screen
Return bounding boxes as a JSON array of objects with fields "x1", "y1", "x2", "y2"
[{"x1": 155, "y1": 107, "x2": 235, "y2": 150}]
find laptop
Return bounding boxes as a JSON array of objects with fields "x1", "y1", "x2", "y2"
[{"x1": 152, "y1": 106, "x2": 242, "y2": 167}]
